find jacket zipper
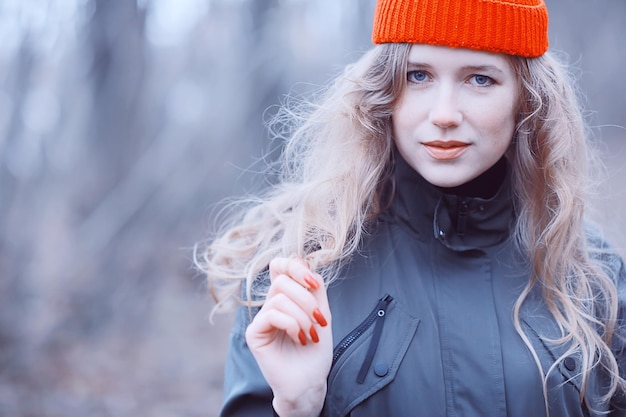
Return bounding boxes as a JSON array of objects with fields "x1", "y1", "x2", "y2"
[
  {"x1": 331, "y1": 294, "x2": 393, "y2": 383},
  {"x1": 457, "y1": 199, "x2": 469, "y2": 238}
]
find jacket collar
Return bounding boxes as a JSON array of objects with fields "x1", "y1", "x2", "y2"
[{"x1": 386, "y1": 153, "x2": 515, "y2": 252}]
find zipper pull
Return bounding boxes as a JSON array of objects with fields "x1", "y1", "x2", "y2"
[{"x1": 356, "y1": 294, "x2": 393, "y2": 384}]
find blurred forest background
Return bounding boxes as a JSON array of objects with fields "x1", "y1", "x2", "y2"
[{"x1": 0, "y1": 0, "x2": 625, "y2": 416}]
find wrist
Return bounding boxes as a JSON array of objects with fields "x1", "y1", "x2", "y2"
[{"x1": 272, "y1": 382, "x2": 326, "y2": 417}]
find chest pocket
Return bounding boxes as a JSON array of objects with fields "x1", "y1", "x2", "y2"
[
  {"x1": 522, "y1": 315, "x2": 584, "y2": 392},
  {"x1": 521, "y1": 315, "x2": 611, "y2": 417},
  {"x1": 323, "y1": 294, "x2": 420, "y2": 417}
]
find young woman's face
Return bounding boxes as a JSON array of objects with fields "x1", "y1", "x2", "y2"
[{"x1": 392, "y1": 44, "x2": 519, "y2": 188}]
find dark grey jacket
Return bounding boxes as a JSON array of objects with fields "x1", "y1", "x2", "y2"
[{"x1": 220, "y1": 157, "x2": 626, "y2": 417}]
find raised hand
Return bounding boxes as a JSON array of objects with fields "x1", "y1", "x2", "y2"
[{"x1": 245, "y1": 257, "x2": 333, "y2": 417}]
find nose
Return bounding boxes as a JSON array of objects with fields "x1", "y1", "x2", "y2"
[{"x1": 428, "y1": 85, "x2": 462, "y2": 128}]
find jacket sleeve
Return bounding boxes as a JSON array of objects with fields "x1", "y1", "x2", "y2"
[{"x1": 220, "y1": 305, "x2": 276, "y2": 417}]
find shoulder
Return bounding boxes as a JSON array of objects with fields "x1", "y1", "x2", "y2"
[
  {"x1": 584, "y1": 224, "x2": 626, "y2": 346},
  {"x1": 584, "y1": 223, "x2": 626, "y2": 281}
]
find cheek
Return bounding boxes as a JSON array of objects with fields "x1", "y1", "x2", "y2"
[
  {"x1": 392, "y1": 96, "x2": 425, "y2": 139},
  {"x1": 481, "y1": 98, "x2": 517, "y2": 145},
  {"x1": 391, "y1": 104, "x2": 411, "y2": 142}
]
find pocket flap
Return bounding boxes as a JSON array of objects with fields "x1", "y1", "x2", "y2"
[
  {"x1": 324, "y1": 299, "x2": 420, "y2": 416},
  {"x1": 522, "y1": 315, "x2": 583, "y2": 393}
]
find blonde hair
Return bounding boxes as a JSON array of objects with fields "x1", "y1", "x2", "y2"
[
  {"x1": 197, "y1": 44, "x2": 624, "y2": 407},
  {"x1": 508, "y1": 53, "x2": 625, "y2": 408},
  {"x1": 199, "y1": 44, "x2": 407, "y2": 310}
]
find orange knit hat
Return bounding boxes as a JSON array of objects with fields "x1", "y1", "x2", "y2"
[{"x1": 372, "y1": 0, "x2": 549, "y2": 57}]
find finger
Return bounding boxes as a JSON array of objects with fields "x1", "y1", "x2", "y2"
[
  {"x1": 267, "y1": 273, "x2": 318, "y2": 310},
  {"x1": 269, "y1": 257, "x2": 319, "y2": 290},
  {"x1": 247, "y1": 307, "x2": 306, "y2": 347},
  {"x1": 268, "y1": 268, "x2": 331, "y2": 327},
  {"x1": 308, "y1": 272, "x2": 331, "y2": 328},
  {"x1": 264, "y1": 293, "x2": 318, "y2": 343},
  {"x1": 268, "y1": 257, "x2": 330, "y2": 329},
  {"x1": 268, "y1": 274, "x2": 328, "y2": 329}
]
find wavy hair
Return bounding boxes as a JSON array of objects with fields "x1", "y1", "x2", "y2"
[
  {"x1": 197, "y1": 43, "x2": 624, "y2": 408},
  {"x1": 198, "y1": 44, "x2": 407, "y2": 310},
  {"x1": 508, "y1": 53, "x2": 625, "y2": 409}
]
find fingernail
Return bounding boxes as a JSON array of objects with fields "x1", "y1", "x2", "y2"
[
  {"x1": 309, "y1": 326, "x2": 319, "y2": 343},
  {"x1": 303, "y1": 274, "x2": 319, "y2": 290},
  {"x1": 298, "y1": 329, "x2": 307, "y2": 346},
  {"x1": 313, "y1": 308, "x2": 328, "y2": 327}
]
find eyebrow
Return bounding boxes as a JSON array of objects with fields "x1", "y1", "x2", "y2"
[
  {"x1": 406, "y1": 62, "x2": 505, "y2": 75},
  {"x1": 460, "y1": 65, "x2": 505, "y2": 75}
]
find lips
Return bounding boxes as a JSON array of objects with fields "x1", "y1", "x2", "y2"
[{"x1": 422, "y1": 140, "x2": 470, "y2": 161}]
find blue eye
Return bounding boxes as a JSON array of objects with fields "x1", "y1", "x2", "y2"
[
  {"x1": 470, "y1": 75, "x2": 493, "y2": 86},
  {"x1": 408, "y1": 70, "x2": 429, "y2": 83}
]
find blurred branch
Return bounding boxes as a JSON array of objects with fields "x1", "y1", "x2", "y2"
[{"x1": 76, "y1": 127, "x2": 193, "y2": 253}]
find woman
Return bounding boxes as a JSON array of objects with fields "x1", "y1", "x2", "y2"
[{"x1": 199, "y1": 0, "x2": 626, "y2": 415}]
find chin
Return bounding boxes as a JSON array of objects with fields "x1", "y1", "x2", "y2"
[{"x1": 421, "y1": 174, "x2": 469, "y2": 188}]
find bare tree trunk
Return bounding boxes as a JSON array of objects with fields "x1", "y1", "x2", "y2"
[{"x1": 88, "y1": 0, "x2": 146, "y2": 185}]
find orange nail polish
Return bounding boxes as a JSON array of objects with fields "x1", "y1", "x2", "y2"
[
  {"x1": 303, "y1": 274, "x2": 319, "y2": 290},
  {"x1": 310, "y1": 326, "x2": 319, "y2": 343},
  {"x1": 313, "y1": 308, "x2": 328, "y2": 327},
  {"x1": 298, "y1": 329, "x2": 307, "y2": 346}
]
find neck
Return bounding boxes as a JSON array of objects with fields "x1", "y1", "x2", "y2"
[{"x1": 438, "y1": 157, "x2": 508, "y2": 199}]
